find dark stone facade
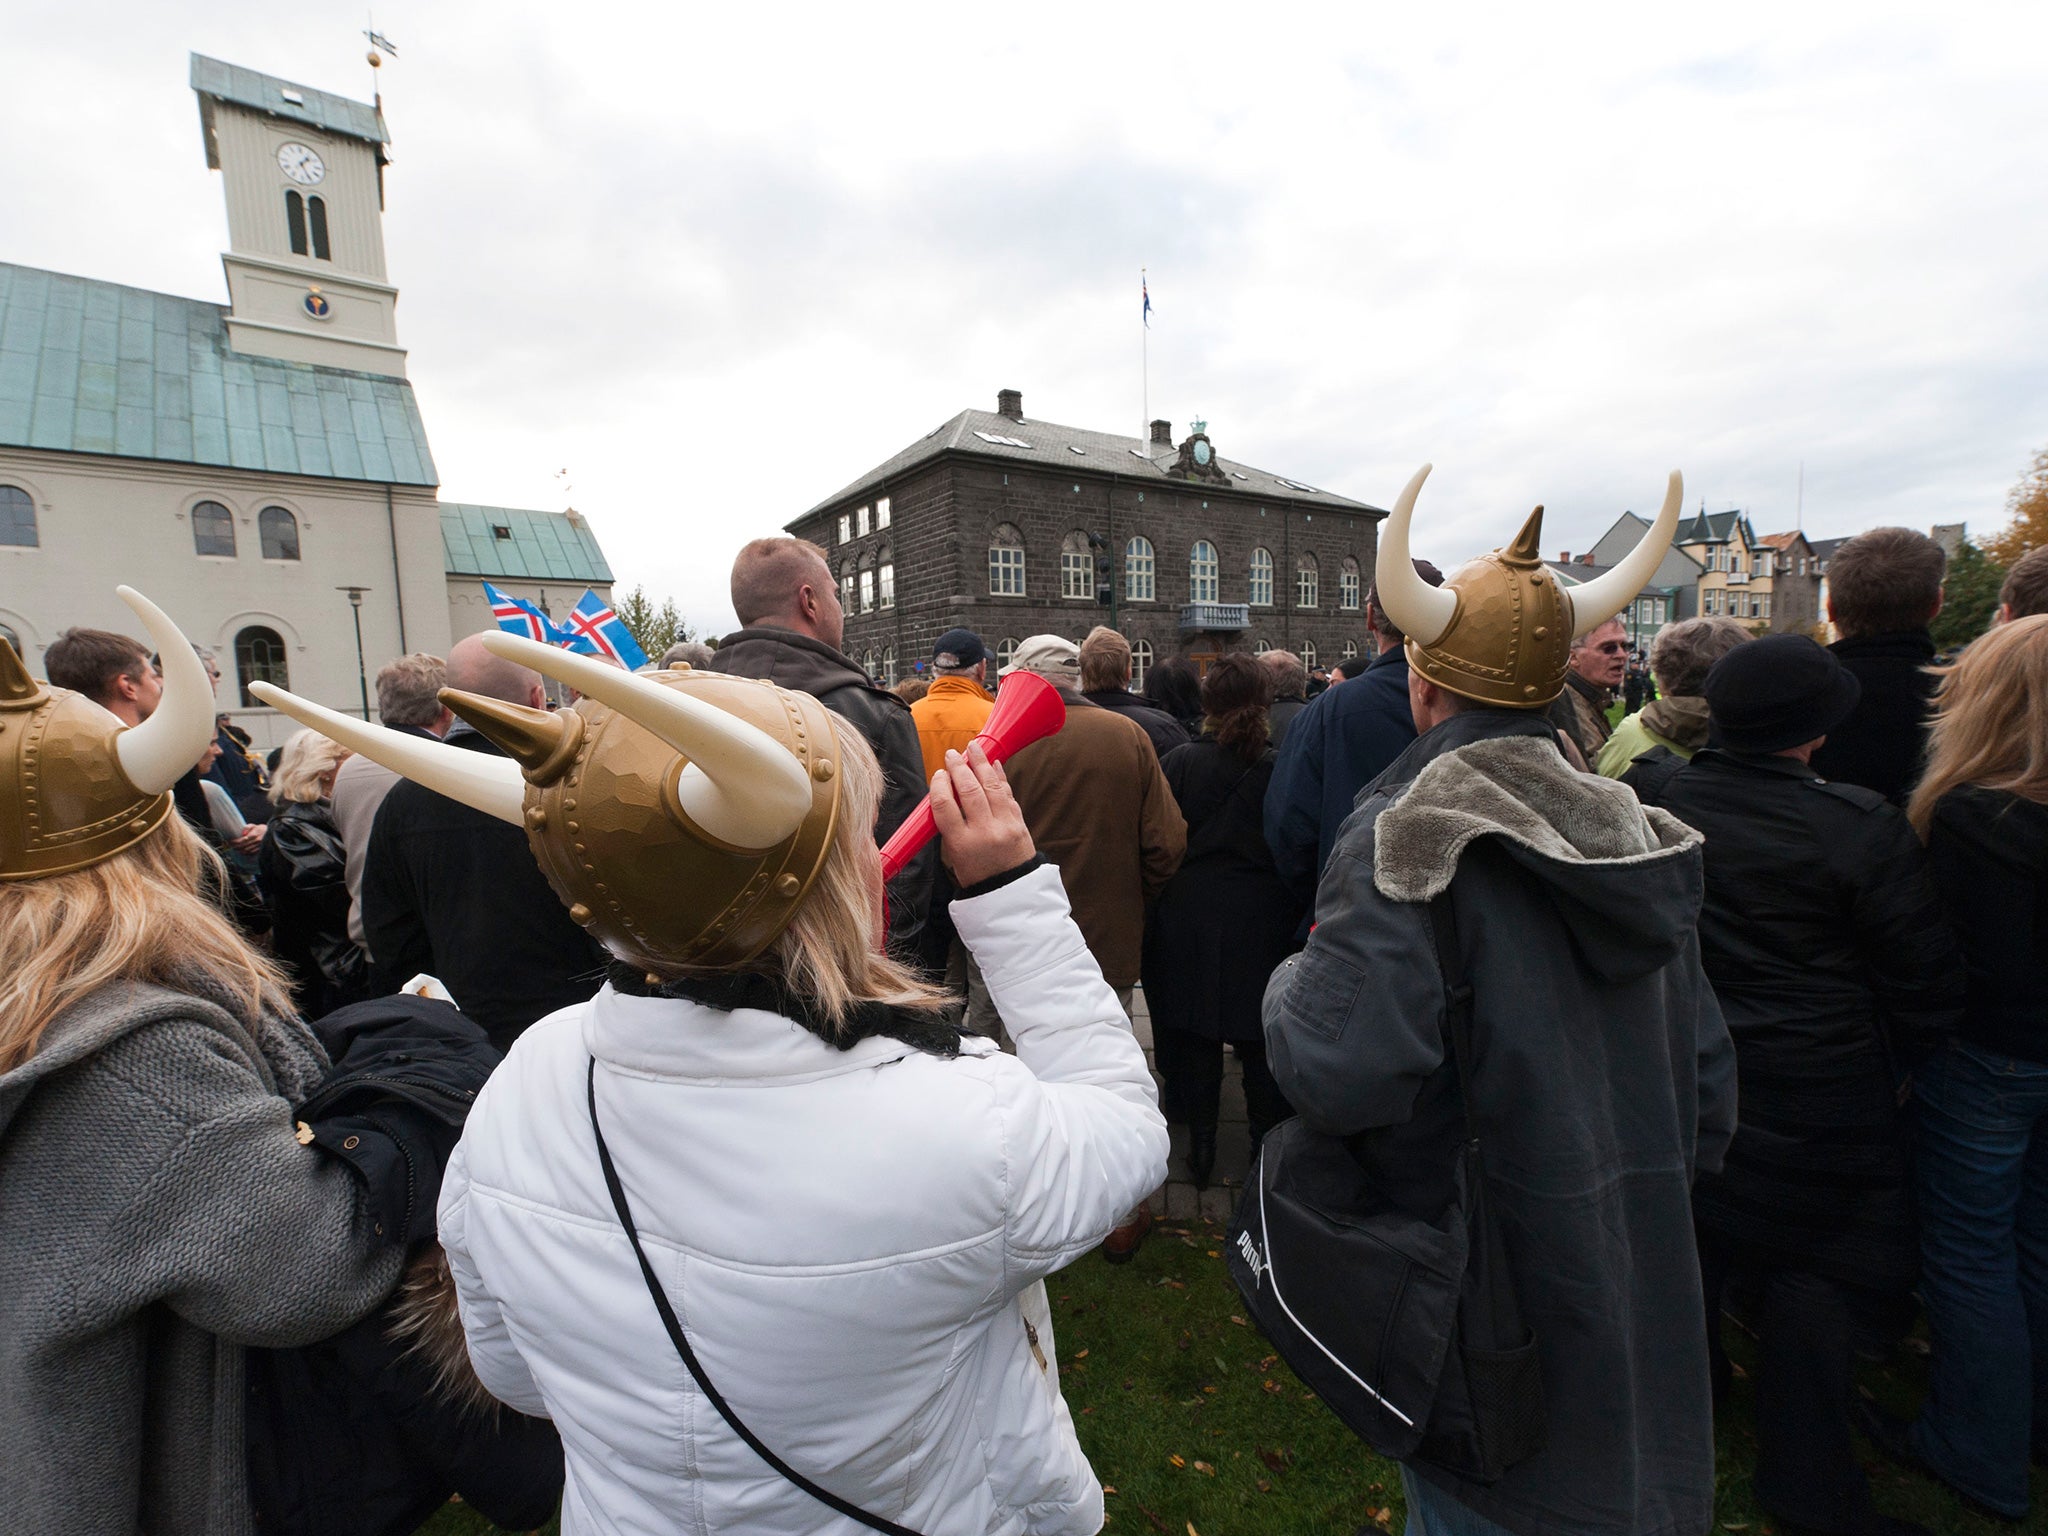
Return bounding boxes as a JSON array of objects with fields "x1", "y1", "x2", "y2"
[{"x1": 784, "y1": 403, "x2": 1385, "y2": 688}]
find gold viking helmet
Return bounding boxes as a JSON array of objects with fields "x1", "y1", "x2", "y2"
[
  {"x1": 1, "y1": 588, "x2": 219, "y2": 881},
  {"x1": 1375, "y1": 464, "x2": 1684, "y2": 709},
  {"x1": 253, "y1": 634, "x2": 842, "y2": 973}
]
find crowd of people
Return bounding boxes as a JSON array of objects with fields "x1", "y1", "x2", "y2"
[{"x1": 0, "y1": 505, "x2": 2043, "y2": 1536}]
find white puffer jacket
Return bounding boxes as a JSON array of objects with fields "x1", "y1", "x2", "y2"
[{"x1": 439, "y1": 865, "x2": 1169, "y2": 1535}]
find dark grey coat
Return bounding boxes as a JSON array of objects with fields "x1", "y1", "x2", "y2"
[{"x1": 1265, "y1": 710, "x2": 1736, "y2": 1536}]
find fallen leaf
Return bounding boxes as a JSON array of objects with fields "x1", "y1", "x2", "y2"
[
  {"x1": 1188, "y1": 1524, "x2": 1201, "y2": 1536},
  {"x1": 1256, "y1": 1479, "x2": 1271, "y2": 1492},
  {"x1": 1261, "y1": 1379, "x2": 1283, "y2": 1394},
  {"x1": 1258, "y1": 1354, "x2": 1277, "y2": 1371},
  {"x1": 1229, "y1": 1315, "x2": 1248, "y2": 1327},
  {"x1": 1257, "y1": 1448, "x2": 1288, "y2": 1472},
  {"x1": 1073, "y1": 1349, "x2": 1089, "y2": 1360},
  {"x1": 1372, "y1": 1506, "x2": 1393, "y2": 1529},
  {"x1": 1163, "y1": 1279, "x2": 1187, "y2": 1291},
  {"x1": 1723, "y1": 1525, "x2": 1748, "y2": 1532},
  {"x1": 1080, "y1": 1406, "x2": 1094, "y2": 1415},
  {"x1": 1103, "y1": 1487, "x2": 1117, "y2": 1496},
  {"x1": 1207, "y1": 1249, "x2": 1220, "y2": 1257},
  {"x1": 1168, "y1": 1454, "x2": 1186, "y2": 1469},
  {"x1": 1202, "y1": 1385, "x2": 1217, "y2": 1394}
]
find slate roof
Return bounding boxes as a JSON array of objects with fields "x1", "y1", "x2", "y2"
[
  {"x1": 441, "y1": 504, "x2": 614, "y2": 584},
  {"x1": 1808, "y1": 536, "x2": 1849, "y2": 567},
  {"x1": 800, "y1": 408, "x2": 1382, "y2": 520},
  {"x1": 1674, "y1": 509, "x2": 1753, "y2": 546},
  {"x1": 0, "y1": 262, "x2": 437, "y2": 486},
  {"x1": 190, "y1": 54, "x2": 388, "y2": 151},
  {"x1": 1544, "y1": 559, "x2": 1687, "y2": 594}
]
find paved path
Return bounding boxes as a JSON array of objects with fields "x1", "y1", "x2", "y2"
[{"x1": 1129, "y1": 986, "x2": 1250, "y2": 1224}]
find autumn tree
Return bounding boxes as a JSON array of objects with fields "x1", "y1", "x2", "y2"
[
  {"x1": 1985, "y1": 446, "x2": 2048, "y2": 566},
  {"x1": 1931, "y1": 540, "x2": 2007, "y2": 651},
  {"x1": 612, "y1": 585, "x2": 694, "y2": 659}
]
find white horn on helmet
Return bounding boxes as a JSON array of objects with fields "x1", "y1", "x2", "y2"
[
  {"x1": 1565, "y1": 471, "x2": 1684, "y2": 639},
  {"x1": 248, "y1": 681, "x2": 527, "y2": 826},
  {"x1": 1373, "y1": 464, "x2": 1459, "y2": 648},
  {"x1": 111, "y1": 586, "x2": 220, "y2": 796},
  {"x1": 480, "y1": 632, "x2": 812, "y2": 851}
]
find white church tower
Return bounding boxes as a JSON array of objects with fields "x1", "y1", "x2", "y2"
[{"x1": 191, "y1": 55, "x2": 406, "y2": 377}]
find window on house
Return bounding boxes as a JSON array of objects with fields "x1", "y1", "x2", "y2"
[
  {"x1": 234, "y1": 625, "x2": 289, "y2": 706},
  {"x1": 863, "y1": 648, "x2": 877, "y2": 678},
  {"x1": 859, "y1": 567, "x2": 875, "y2": 613},
  {"x1": 838, "y1": 514, "x2": 851, "y2": 544},
  {"x1": 0, "y1": 484, "x2": 36, "y2": 547},
  {"x1": 876, "y1": 497, "x2": 891, "y2": 529},
  {"x1": 1249, "y1": 547, "x2": 1273, "y2": 606},
  {"x1": 878, "y1": 551, "x2": 895, "y2": 609},
  {"x1": 1296, "y1": 554, "x2": 1319, "y2": 609},
  {"x1": 1124, "y1": 536, "x2": 1155, "y2": 602},
  {"x1": 192, "y1": 500, "x2": 236, "y2": 557},
  {"x1": 258, "y1": 505, "x2": 300, "y2": 560},
  {"x1": 996, "y1": 637, "x2": 1019, "y2": 670},
  {"x1": 1254, "y1": 639, "x2": 1271, "y2": 654},
  {"x1": 882, "y1": 645, "x2": 896, "y2": 684},
  {"x1": 1189, "y1": 540, "x2": 1219, "y2": 604},
  {"x1": 989, "y1": 524, "x2": 1026, "y2": 596},
  {"x1": 307, "y1": 196, "x2": 331, "y2": 261},
  {"x1": 1760, "y1": 594, "x2": 1772, "y2": 620},
  {"x1": 1339, "y1": 556, "x2": 1361, "y2": 610},
  {"x1": 1061, "y1": 531, "x2": 1092, "y2": 600},
  {"x1": 1300, "y1": 641, "x2": 1317, "y2": 669},
  {"x1": 840, "y1": 563, "x2": 855, "y2": 610},
  {"x1": 857, "y1": 505, "x2": 871, "y2": 537},
  {"x1": 1131, "y1": 638, "x2": 1154, "y2": 689},
  {"x1": 286, "y1": 190, "x2": 308, "y2": 256},
  {"x1": 1342, "y1": 639, "x2": 1358, "y2": 660}
]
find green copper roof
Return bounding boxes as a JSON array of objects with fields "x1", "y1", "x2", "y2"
[
  {"x1": 190, "y1": 53, "x2": 388, "y2": 148},
  {"x1": 441, "y1": 504, "x2": 615, "y2": 584},
  {"x1": 0, "y1": 262, "x2": 437, "y2": 486}
]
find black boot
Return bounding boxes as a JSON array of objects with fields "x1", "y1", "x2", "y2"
[{"x1": 1188, "y1": 1127, "x2": 1217, "y2": 1190}]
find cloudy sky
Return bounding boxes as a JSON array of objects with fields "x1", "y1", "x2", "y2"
[{"x1": 9, "y1": 2, "x2": 2046, "y2": 634}]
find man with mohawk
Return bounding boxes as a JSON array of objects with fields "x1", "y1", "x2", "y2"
[{"x1": 1264, "y1": 467, "x2": 1737, "y2": 1536}]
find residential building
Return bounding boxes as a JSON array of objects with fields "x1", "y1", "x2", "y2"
[
  {"x1": 1674, "y1": 509, "x2": 1819, "y2": 633},
  {"x1": 782, "y1": 391, "x2": 1385, "y2": 686}
]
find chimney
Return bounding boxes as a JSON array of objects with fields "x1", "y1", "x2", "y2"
[
  {"x1": 1558, "y1": 551, "x2": 1571, "y2": 564},
  {"x1": 996, "y1": 388, "x2": 1023, "y2": 421},
  {"x1": 1149, "y1": 419, "x2": 1173, "y2": 446}
]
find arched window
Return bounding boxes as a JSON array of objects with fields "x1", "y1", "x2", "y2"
[
  {"x1": 989, "y1": 523, "x2": 1026, "y2": 596},
  {"x1": 1339, "y1": 556, "x2": 1361, "y2": 610},
  {"x1": 0, "y1": 484, "x2": 36, "y2": 547},
  {"x1": 1248, "y1": 547, "x2": 1273, "y2": 607},
  {"x1": 1300, "y1": 641, "x2": 1317, "y2": 669},
  {"x1": 858, "y1": 565, "x2": 875, "y2": 613},
  {"x1": 840, "y1": 561, "x2": 855, "y2": 611},
  {"x1": 862, "y1": 648, "x2": 878, "y2": 679},
  {"x1": 996, "y1": 637, "x2": 1019, "y2": 671},
  {"x1": 1131, "y1": 638, "x2": 1154, "y2": 690},
  {"x1": 1342, "y1": 639, "x2": 1359, "y2": 661},
  {"x1": 234, "y1": 625, "x2": 289, "y2": 706},
  {"x1": 1254, "y1": 639, "x2": 1271, "y2": 654},
  {"x1": 878, "y1": 547, "x2": 895, "y2": 609},
  {"x1": 308, "y1": 195, "x2": 331, "y2": 261},
  {"x1": 258, "y1": 505, "x2": 300, "y2": 560},
  {"x1": 1124, "y1": 536, "x2": 1155, "y2": 602},
  {"x1": 192, "y1": 500, "x2": 237, "y2": 557},
  {"x1": 1060, "y1": 530, "x2": 1092, "y2": 600},
  {"x1": 1189, "y1": 540, "x2": 1219, "y2": 604},
  {"x1": 1295, "y1": 553, "x2": 1319, "y2": 609},
  {"x1": 882, "y1": 645, "x2": 897, "y2": 684},
  {"x1": 286, "y1": 190, "x2": 309, "y2": 256}
]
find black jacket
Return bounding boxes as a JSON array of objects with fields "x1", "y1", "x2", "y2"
[
  {"x1": 1142, "y1": 738, "x2": 1303, "y2": 1043},
  {"x1": 1638, "y1": 748, "x2": 1963, "y2": 1285},
  {"x1": 1081, "y1": 687, "x2": 1191, "y2": 761},
  {"x1": 361, "y1": 726, "x2": 607, "y2": 1051},
  {"x1": 1265, "y1": 709, "x2": 1734, "y2": 1535},
  {"x1": 1267, "y1": 693, "x2": 1309, "y2": 750},
  {"x1": 1926, "y1": 784, "x2": 2048, "y2": 1063},
  {"x1": 708, "y1": 626, "x2": 937, "y2": 962},
  {"x1": 1808, "y1": 630, "x2": 1937, "y2": 803},
  {"x1": 258, "y1": 800, "x2": 369, "y2": 1020}
]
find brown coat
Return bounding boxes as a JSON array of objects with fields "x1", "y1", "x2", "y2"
[{"x1": 1001, "y1": 691, "x2": 1187, "y2": 986}]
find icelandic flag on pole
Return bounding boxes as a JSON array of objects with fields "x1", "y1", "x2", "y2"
[
  {"x1": 563, "y1": 588, "x2": 649, "y2": 669},
  {"x1": 1142, "y1": 273, "x2": 1151, "y2": 328},
  {"x1": 483, "y1": 581, "x2": 568, "y2": 645}
]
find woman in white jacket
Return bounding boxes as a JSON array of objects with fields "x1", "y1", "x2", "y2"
[{"x1": 257, "y1": 636, "x2": 1167, "y2": 1536}]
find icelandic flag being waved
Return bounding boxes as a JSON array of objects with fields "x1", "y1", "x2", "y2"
[
  {"x1": 483, "y1": 581, "x2": 569, "y2": 645},
  {"x1": 1142, "y1": 272, "x2": 1152, "y2": 328},
  {"x1": 564, "y1": 588, "x2": 648, "y2": 670}
]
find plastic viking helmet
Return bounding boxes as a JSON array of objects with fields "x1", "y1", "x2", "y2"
[
  {"x1": 253, "y1": 634, "x2": 842, "y2": 972},
  {"x1": 1374, "y1": 464, "x2": 1684, "y2": 708},
  {"x1": 0, "y1": 588, "x2": 219, "y2": 881}
]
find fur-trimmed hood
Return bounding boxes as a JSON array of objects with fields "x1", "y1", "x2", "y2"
[
  {"x1": 387, "y1": 1244, "x2": 497, "y2": 1417},
  {"x1": 1373, "y1": 729, "x2": 1704, "y2": 982}
]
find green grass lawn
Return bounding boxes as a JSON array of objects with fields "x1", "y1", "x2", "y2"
[{"x1": 417, "y1": 1218, "x2": 2042, "y2": 1535}]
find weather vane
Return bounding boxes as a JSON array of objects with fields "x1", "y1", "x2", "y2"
[{"x1": 364, "y1": 18, "x2": 398, "y2": 102}]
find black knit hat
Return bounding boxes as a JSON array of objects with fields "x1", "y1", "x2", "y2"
[{"x1": 1703, "y1": 634, "x2": 1862, "y2": 754}]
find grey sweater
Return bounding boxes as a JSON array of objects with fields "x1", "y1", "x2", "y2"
[{"x1": 0, "y1": 978, "x2": 403, "y2": 1535}]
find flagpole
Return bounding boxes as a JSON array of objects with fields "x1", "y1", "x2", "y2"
[{"x1": 1140, "y1": 267, "x2": 1149, "y2": 459}]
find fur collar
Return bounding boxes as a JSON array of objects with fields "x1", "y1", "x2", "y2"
[
  {"x1": 1373, "y1": 733, "x2": 1702, "y2": 902},
  {"x1": 386, "y1": 1245, "x2": 498, "y2": 1416}
]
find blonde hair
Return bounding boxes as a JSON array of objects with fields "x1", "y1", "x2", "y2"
[
  {"x1": 664, "y1": 720, "x2": 950, "y2": 1031},
  {"x1": 0, "y1": 816, "x2": 292, "y2": 1072},
  {"x1": 268, "y1": 729, "x2": 351, "y2": 806},
  {"x1": 1907, "y1": 614, "x2": 2048, "y2": 839}
]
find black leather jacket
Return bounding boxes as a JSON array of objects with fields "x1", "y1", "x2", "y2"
[{"x1": 258, "y1": 800, "x2": 369, "y2": 1019}]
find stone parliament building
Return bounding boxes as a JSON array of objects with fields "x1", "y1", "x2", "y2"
[{"x1": 784, "y1": 389, "x2": 1387, "y2": 688}]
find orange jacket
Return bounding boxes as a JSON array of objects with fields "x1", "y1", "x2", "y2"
[{"x1": 910, "y1": 675, "x2": 995, "y2": 781}]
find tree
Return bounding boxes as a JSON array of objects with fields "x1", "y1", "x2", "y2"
[
  {"x1": 1985, "y1": 446, "x2": 2048, "y2": 567},
  {"x1": 612, "y1": 585, "x2": 693, "y2": 659},
  {"x1": 1931, "y1": 539, "x2": 2007, "y2": 651}
]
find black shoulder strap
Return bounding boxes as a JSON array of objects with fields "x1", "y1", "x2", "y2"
[
  {"x1": 1426, "y1": 894, "x2": 1480, "y2": 1145},
  {"x1": 588, "y1": 1059, "x2": 928, "y2": 1536}
]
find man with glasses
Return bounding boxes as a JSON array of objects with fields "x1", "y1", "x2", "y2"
[{"x1": 1550, "y1": 617, "x2": 1629, "y2": 765}]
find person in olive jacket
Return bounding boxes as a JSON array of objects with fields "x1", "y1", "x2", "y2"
[{"x1": 1637, "y1": 635, "x2": 1964, "y2": 1536}]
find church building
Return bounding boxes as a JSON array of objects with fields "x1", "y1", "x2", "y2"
[
  {"x1": 785, "y1": 390, "x2": 1385, "y2": 687},
  {"x1": 0, "y1": 55, "x2": 612, "y2": 743}
]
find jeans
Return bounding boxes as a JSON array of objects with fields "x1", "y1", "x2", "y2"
[
  {"x1": 1910, "y1": 1040, "x2": 2048, "y2": 1518},
  {"x1": 1401, "y1": 1466, "x2": 1518, "y2": 1536}
]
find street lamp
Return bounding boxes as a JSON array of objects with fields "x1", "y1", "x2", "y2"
[{"x1": 336, "y1": 586, "x2": 371, "y2": 719}]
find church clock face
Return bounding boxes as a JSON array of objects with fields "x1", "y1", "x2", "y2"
[{"x1": 277, "y1": 143, "x2": 326, "y2": 185}]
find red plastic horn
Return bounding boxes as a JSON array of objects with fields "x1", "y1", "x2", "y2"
[{"x1": 879, "y1": 671, "x2": 1066, "y2": 881}]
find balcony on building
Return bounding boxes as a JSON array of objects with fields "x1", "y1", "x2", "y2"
[{"x1": 1180, "y1": 602, "x2": 1250, "y2": 633}]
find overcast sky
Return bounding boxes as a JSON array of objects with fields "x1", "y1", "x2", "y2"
[{"x1": 9, "y1": 2, "x2": 2046, "y2": 634}]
